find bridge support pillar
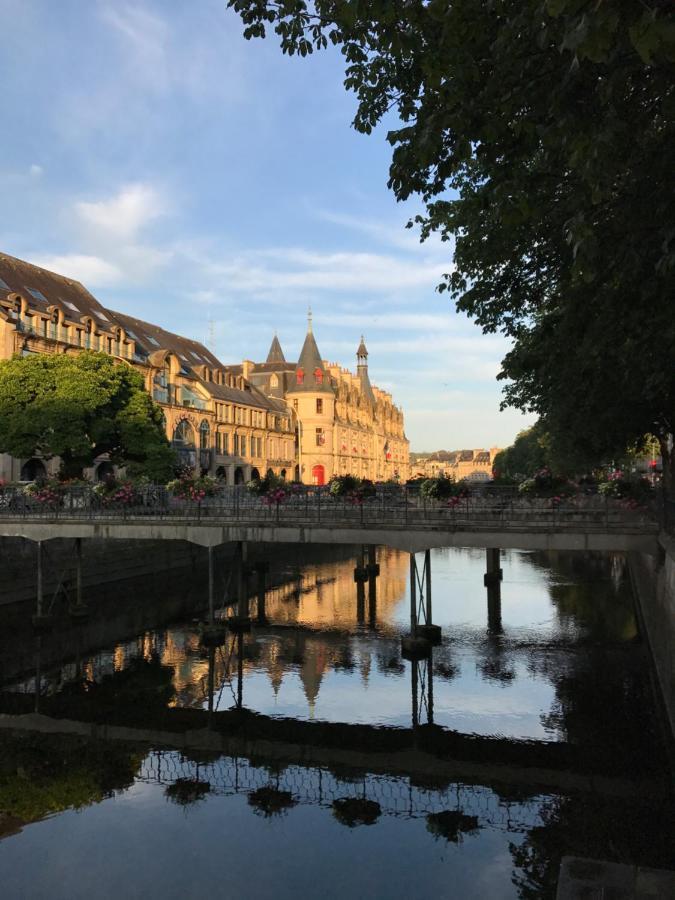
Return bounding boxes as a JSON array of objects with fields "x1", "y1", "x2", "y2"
[
  {"x1": 484, "y1": 548, "x2": 503, "y2": 586},
  {"x1": 256, "y1": 561, "x2": 269, "y2": 624},
  {"x1": 402, "y1": 550, "x2": 440, "y2": 658},
  {"x1": 411, "y1": 647, "x2": 434, "y2": 729},
  {"x1": 68, "y1": 537, "x2": 89, "y2": 622},
  {"x1": 367, "y1": 546, "x2": 378, "y2": 627},
  {"x1": 354, "y1": 547, "x2": 368, "y2": 625},
  {"x1": 487, "y1": 581, "x2": 503, "y2": 635},
  {"x1": 201, "y1": 545, "x2": 225, "y2": 647},
  {"x1": 31, "y1": 542, "x2": 53, "y2": 631},
  {"x1": 229, "y1": 541, "x2": 251, "y2": 633}
]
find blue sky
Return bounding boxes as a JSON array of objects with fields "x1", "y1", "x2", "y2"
[{"x1": 0, "y1": 0, "x2": 534, "y2": 450}]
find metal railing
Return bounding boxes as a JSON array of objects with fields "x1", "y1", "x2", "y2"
[{"x1": 0, "y1": 484, "x2": 658, "y2": 533}]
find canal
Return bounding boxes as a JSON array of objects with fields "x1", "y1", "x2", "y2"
[{"x1": 0, "y1": 545, "x2": 672, "y2": 898}]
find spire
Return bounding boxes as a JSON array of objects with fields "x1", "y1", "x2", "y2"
[
  {"x1": 287, "y1": 315, "x2": 333, "y2": 394},
  {"x1": 357, "y1": 334, "x2": 376, "y2": 406},
  {"x1": 266, "y1": 333, "x2": 286, "y2": 364}
]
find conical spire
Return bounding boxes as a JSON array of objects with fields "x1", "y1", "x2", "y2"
[
  {"x1": 287, "y1": 312, "x2": 333, "y2": 394},
  {"x1": 266, "y1": 332, "x2": 286, "y2": 364},
  {"x1": 357, "y1": 334, "x2": 375, "y2": 406}
]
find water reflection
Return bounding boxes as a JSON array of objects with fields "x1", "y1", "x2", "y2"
[{"x1": 0, "y1": 546, "x2": 672, "y2": 899}]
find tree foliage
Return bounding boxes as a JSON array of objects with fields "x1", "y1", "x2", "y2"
[
  {"x1": 0, "y1": 352, "x2": 175, "y2": 480},
  {"x1": 493, "y1": 424, "x2": 550, "y2": 480},
  {"x1": 227, "y1": 0, "x2": 675, "y2": 484}
]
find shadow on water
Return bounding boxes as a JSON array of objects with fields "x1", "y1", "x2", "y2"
[{"x1": 0, "y1": 545, "x2": 672, "y2": 899}]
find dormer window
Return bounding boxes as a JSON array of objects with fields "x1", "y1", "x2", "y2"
[
  {"x1": 296, "y1": 368, "x2": 304, "y2": 385},
  {"x1": 314, "y1": 368, "x2": 323, "y2": 385}
]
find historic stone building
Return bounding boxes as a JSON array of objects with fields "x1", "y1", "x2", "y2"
[
  {"x1": 237, "y1": 314, "x2": 410, "y2": 485},
  {"x1": 0, "y1": 252, "x2": 295, "y2": 483},
  {"x1": 411, "y1": 448, "x2": 501, "y2": 482}
]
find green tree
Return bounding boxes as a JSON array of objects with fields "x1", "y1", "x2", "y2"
[
  {"x1": 0, "y1": 352, "x2": 176, "y2": 480},
  {"x1": 493, "y1": 424, "x2": 549, "y2": 480},
  {"x1": 227, "y1": 1, "x2": 675, "y2": 489}
]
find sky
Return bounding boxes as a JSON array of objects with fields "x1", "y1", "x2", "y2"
[{"x1": 0, "y1": 0, "x2": 534, "y2": 451}]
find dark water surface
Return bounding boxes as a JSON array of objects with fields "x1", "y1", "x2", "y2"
[{"x1": 0, "y1": 546, "x2": 672, "y2": 899}]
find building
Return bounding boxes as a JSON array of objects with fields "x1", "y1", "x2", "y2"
[
  {"x1": 0, "y1": 252, "x2": 295, "y2": 483},
  {"x1": 411, "y1": 448, "x2": 501, "y2": 482},
  {"x1": 236, "y1": 313, "x2": 410, "y2": 485}
]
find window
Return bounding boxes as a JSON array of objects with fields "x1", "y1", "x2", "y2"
[
  {"x1": 222, "y1": 433, "x2": 229, "y2": 455},
  {"x1": 293, "y1": 399, "x2": 298, "y2": 411},
  {"x1": 199, "y1": 420, "x2": 210, "y2": 450},
  {"x1": 240, "y1": 436, "x2": 247, "y2": 457},
  {"x1": 314, "y1": 368, "x2": 323, "y2": 385},
  {"x1": 0, "y1": 276, "x2": 10, "y2": 291},
  {"x1": 62, "y1": 300, "x2": 79, "y2": 312},
  {"x1": 233, "y1": 433, "x2": 240, "y2": 456},
  {"x1": 315, "y1": 428, "x2": 325, "y2": 447},
  {"x1": 215, "y1": 432, "x2": 222, "y2": 454},
  {"x1": 296, "y1": 368, "x2": 304, "y2": 384},
  {"x1": 173, "y1": 419, "x2": 195, "y2": 447},
  {"x1": 26, "y1": 287, "x2": 47, "y2": 303},
  {"x1": 93, "y1": 310, "x2": 109, "y2": 322},
  {"x1": 316, "y1": 399, "x2": 323, "y2": 414}
]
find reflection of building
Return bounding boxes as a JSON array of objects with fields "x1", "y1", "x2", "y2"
[
  {"x1": 412, "y1": 448, "x2": 501, "y2": 482},
  {"x1": 0, "y1": 252, "x2": 295, "y2": 482},
  {"x1": 231, "y1": 314, "x2": 410, "y2": 484}
]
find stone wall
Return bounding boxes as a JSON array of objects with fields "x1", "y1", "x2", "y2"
[{"x1": 629, "y1": 535, "x2": 675, "y2": 742}]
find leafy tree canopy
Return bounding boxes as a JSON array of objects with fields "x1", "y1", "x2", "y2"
[
  {"x1": 0, "y1": 352, "x2": 175, "y2": 480},
  {"x1": 227, "y1": 0, "x2": 675, "y2": 484}
]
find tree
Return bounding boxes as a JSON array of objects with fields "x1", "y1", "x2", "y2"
[
  {"x1": 493, "y1": 424, "x2": 550, "y2": 480},
  {"x1": 227, "y1": 1, "x2": 675, "y2": 488},
  {"x1": 0, "y1": 352, "x2": 176, "y2": 480}
]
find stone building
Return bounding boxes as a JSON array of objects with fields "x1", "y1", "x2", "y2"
[
  {"x1": 411, "y1": 448, "x2": 501, "y2": 482},
  {"x1": 236, "y1": 313, "x2": 410, "y2": 485},
  {"x1": 0, "y1": 252, "x2": 295, "y2": 483}
]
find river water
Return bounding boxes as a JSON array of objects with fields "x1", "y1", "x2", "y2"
[{"x1": 0, "y1": 545, "x2": 672, "y2": 898}]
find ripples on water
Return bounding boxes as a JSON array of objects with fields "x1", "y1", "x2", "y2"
[{"x1": 0, "y1": 546, "x2": 671, "y2": 899}]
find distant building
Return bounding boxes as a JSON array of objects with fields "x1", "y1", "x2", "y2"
[
  {"x1": 235, "y1": 313, "x2": 410, "y2": 485},
  {"x1": 411, "y1": 448, "x2": 501, "y2": 482}
]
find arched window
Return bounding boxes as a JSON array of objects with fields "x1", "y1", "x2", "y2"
[
  {"x1": 314, "y1": 368, "x2": 323, "y2": 385},
  {"x1": 173, "y1": 419, "x2": 195, "y2": 447},
  {"x1": 270, "y1": 373, "x2": 279, "y2": 388},
  {"x1": 296, "y1": 368, "x2": 304, "y2": 384},
  {"x1": 199, "y1": 419, "x2": 210, "y2": 449}
]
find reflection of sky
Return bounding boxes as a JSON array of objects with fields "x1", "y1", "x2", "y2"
[{"x1": 0, "y1": 769, "x2": 527, "y2": 900}]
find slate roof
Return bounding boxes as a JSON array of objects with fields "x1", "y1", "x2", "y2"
[
  {"x1": 286, "y1": 328, "x2": 334, "y2": 395},
  {"x1": 266, "y1": 334, "x2": 286, "y2": 364}
]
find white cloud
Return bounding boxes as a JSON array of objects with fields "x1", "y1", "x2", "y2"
[
  {"x1": 29, "y1": 164, "x2": 43, "y2": 178},
  {"x1": 98, "y1": 2, "x2": 170, "y2": 91},
  {"x1": 29, "y1": 254, "x2": 123, "y2": 287},
  {"x1": 75, "y1": 183, "x2": 166, "y2": 241},
  {"x1": 189, "y1": 246, "x2": 450, "y2": 296}
]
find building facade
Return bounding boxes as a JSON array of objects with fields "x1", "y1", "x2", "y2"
[
  {"x1": 411, "y1": 448, "x2": 501, "y2": 482},
  {"x1": 240, "y1": 315, "x2": 410, "y2": 485},
  {"x1": 0, "y1": 252, "x2": 295, "y2": 483}
]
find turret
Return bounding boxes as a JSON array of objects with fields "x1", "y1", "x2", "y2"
[{"x1": 356, "y1": 335, "x2": 375, "y2": 406}]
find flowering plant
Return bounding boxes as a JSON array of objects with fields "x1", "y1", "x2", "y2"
[
  {"x1": 328, "y1": 475, "x2": 376, "y2": 504},
  {"x1": 420, "y1": 474, "x2": 466, "y2": 501},
  {"x1": 93, "y1": 476, "x2": 140, "y2": 507},
  {"x1": 167, "y1": 475, "x2": 218, "y2": 502},
  {"x1": 24, "y1": 477, "x2": 65, "y2": 508}
]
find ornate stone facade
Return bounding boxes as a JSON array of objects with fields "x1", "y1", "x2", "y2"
[
  {"x1": 0, "y1": 252, "x2": 294, "y2": 483},
  {"x1": 411, "y1": 448, "x2": 501, "y2": 482},
  {"x1": 240, "y1": 315, "x2": 410, "y2": 485}
]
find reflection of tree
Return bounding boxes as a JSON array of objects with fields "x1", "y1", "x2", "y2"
[
  {"x1": 248, "y1": 787, "x2": 296, "y2": 817},
  {"x1": 165, "y1": 777, "x2": 210, "y2": 807},
  {"x1": 332, "y1": 797, "x2": 381, "y2": 827},
  {"x1": 426, "y1": 810, "x2": 480, "y2": 843},
  {"x1": 0, "y1": 732, "x2": 140, "y2": 827},
  {"x1": 510, "y1": 791, "x2": 675, "y2": 900}
]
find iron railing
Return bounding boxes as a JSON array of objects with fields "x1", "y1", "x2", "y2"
[{"x1": 0, "y1": 484, "x2": 658, "y2": 532}]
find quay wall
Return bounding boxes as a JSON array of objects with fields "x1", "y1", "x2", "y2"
[{"x1": 629, "y1": 535, "x2": 675, "y2": 743}]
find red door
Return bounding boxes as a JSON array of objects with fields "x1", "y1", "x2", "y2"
[{"x1": 312, "y1": 464, "x2": 325, "y2": 486}]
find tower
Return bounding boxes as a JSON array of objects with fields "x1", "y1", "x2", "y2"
[{"x1": 286, "y1": 308, "x2": 334, "y2": 485}]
